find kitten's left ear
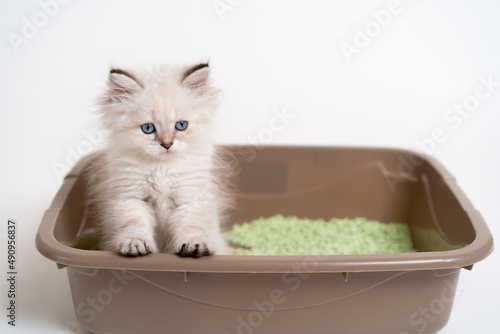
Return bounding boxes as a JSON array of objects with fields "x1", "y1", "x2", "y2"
[
  {"x1": 181, "y1": 63, "x2": 210, "y2": 94},
  {"x1": 108, "y1": 68, "x2": 143, "y2": 103}
]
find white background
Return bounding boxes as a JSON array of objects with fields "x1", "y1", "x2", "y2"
[{"x1": 1, "y1": 0, "x2": 499, "y2": 333}]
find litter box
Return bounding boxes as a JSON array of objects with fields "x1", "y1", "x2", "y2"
[{"x1": 36, "y1": 146, "x2": 493, "y2": 334}]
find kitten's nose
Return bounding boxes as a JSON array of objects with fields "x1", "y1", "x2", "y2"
[{"x1": 161, "y1": 141, "x2": 173, "y2": 150}]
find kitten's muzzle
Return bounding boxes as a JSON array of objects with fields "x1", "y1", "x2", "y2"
[{"x1": 160, "y1": 141, "x2": 173, "y2": 150}]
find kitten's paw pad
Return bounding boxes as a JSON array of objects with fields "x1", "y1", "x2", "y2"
[
  {"x1": 118, "y1": 238, "x2": 158, "y2": 256},
  {"x1": 176, "y1": 243, "x2": 212, "y2": 258}
]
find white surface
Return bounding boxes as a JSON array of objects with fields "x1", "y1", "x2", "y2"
[{"x1": 1, "y1": 0, "x2": 499, "y2": 333}]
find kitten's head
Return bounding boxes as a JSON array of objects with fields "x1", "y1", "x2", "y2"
[{"x1": 98, "y1": 63, "x2": 220, "y2": 162}]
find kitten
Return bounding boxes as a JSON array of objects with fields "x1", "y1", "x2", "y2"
[{"x1": 86, "y1": 63, "x2": 230, "y2": 257}]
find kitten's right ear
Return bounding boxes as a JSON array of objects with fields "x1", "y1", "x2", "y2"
[
  {"x1": 181, "y1": 62, "x2": 210, "y2": 94},
  {"x1": 108, "y1": 68, "x2": 142, "y2": 103}
]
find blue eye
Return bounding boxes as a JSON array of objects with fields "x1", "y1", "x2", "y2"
[
  {"x1": 141, "y1": 123, "x2": 155, "y2": 134},
  {"x1": 175, "y1": 120, "x2": 188, "y2": 131}
]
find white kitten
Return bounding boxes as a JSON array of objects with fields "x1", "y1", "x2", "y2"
[{"x1": 86, "y1": 63, "x2": 230, "y2": 257}]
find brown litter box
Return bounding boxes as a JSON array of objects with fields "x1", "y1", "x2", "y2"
[{"x1": 36, "y1": 146, "x2": 493, "y2": 334}]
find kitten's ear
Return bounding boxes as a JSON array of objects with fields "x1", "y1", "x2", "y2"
[
  {"x1": 108, "y1": 68, "x2": 142, "y2": 103},
  {"x1": 181, "y1": 63, "x2": 210, "y2": 94}
]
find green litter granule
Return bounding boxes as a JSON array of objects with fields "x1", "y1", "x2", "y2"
[
  {"x1": 411, "y1": 225, "x2": 463, "y2": 252},
  {"x1": 224, "y1": 215, "x2": 417, "y2": 255},
  {"x1": 69, "y1": 228, "x2": 103, "y2": 251}
]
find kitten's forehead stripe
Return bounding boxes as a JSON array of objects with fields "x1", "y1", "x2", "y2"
[
  {"x1": 109, "y1": 68, "x2": 144, "y2": 88},
  {"x1": 182, "y1": 63, "x2": 209, "y2": 82}
]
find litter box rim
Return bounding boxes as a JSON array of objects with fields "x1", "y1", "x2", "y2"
[{"x1": 36, "y1": 145, "x2": 494, "y2": 273}]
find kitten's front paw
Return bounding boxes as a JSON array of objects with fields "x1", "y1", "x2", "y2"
[
  {"x1": 118, "y1": 238, "x2": 158, "y2": 256},
  {"x1": 176, "y1": 242, "x2": 212, "y2": 258}
]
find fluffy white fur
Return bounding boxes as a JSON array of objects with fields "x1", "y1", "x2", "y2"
[{"x1": 86, "y1": 63, "x2": 229, "y2": 257}]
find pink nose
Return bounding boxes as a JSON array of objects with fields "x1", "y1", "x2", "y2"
[{"x1": 161, "y1": 142, "x2": 173, "y2": 150}]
